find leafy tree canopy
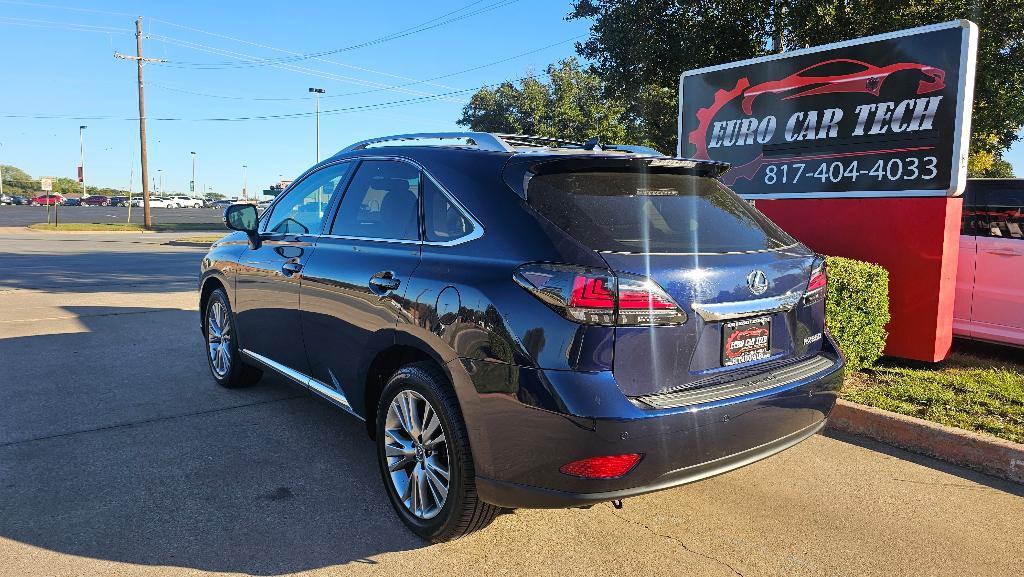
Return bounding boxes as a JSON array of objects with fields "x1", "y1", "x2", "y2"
[
  {"x1": 569, "y1": 0, "x2": 1022, "y2": 176},
  {"x1": 457, "y1": 58, "x2": 638, "y2": 147}
]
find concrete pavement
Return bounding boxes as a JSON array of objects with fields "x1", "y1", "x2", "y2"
[{"x1": 1, "y1": 232, "x2": 1022, "y2": 577}]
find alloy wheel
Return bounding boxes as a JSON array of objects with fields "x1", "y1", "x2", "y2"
[
  {"x1": 207, "y1": 301, "x2": 232, "y2": 377},
  {"x1": 384, "y1": 390, "x2": 451, "y2": 520}
]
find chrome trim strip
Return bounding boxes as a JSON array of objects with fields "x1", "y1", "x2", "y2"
[
  {"x1": 240, "y1": 349, "x2": 363, "y2": 420},
  {"x1": 690, "y1": 292, "x2": 802, "y2": 322},
  {"x1": 638, "y1": 355, "x2": 835, "y2": 409}
]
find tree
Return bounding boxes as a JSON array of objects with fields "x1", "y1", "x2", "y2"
[
  {"x1": 457, "y1": 58, "x2": 637, "y2": 146},
  {"x1": 569, "y1": 0, "x2": 1024, "y2": 173}
]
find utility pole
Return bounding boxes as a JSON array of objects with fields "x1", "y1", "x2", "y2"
[
  {"x1": 79, "y1": 126, "x2": 87, "y2": 197},
  {"x1": 309, "y1": 87, "x2": 325, "y2": 162},
  {"x1": 115, "y1": 17, "x2": 165, "y2": 228},
  {"x1": 190, "y1": 151, "x2": 196, "y2": 197}
]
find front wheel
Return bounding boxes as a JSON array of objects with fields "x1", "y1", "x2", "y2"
[
  {"x1": 203, "y1": 288, "x2": 262, "y2": 388},
  {"x1": 376, "y1": 363, "x2": 501, "y2": 542}
]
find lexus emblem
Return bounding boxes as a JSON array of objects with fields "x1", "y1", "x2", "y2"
[{"x1": 747, "y1": 270, "x2": 769, "y2": 295}]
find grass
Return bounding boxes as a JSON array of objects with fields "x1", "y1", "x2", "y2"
[
  {"x1": 29, "y1": 222, "x2": 224, "y2": 232},
  {"x1": 843, "y1": 340, "x2": 1024, "y2": 444}
]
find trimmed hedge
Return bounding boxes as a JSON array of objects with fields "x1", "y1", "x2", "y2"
[{"x1": 825, "y1": 256, "x2": 890, "y2": 372}]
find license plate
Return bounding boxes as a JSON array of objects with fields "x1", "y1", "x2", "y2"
[{"x1": 722, "y1": 316, "x2": 772, "y2": 366}]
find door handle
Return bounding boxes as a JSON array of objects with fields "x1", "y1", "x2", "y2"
[
  {"x1": 282, "y1": 261, "x2": 303, "y2": 275},
  {"x1": 369, "y1": 272, "x2": 401, "y2": 293}
]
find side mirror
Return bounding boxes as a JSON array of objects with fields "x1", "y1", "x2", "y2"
[{"x1": 223, "y1": 203, "x2": 260, "y2": 247}]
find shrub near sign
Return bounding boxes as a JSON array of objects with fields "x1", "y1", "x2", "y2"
[{"x1": 678, "y1": 21, "x2": 977, "y2": 198}]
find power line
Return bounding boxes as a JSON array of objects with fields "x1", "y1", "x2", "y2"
[
  {"x1": 0, "y1": 0, "x2": 136, "y2": 18},
  {"x1": 145, "y1": 35, "x2": 583, "y2": 102},
  {"x1": 0, "y1": 15, "x2": 131, "y2": 34},
  {"x1": 0, "y1": 73, "x2": 548, "y2": 122},
  {"x1": 152, "y1": 0, "x2": 519, "y2": 69}
]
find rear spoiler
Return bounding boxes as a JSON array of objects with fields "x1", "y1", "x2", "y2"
[{"x1": 502, "y1": 155, "x2": 732, "y2": 199}]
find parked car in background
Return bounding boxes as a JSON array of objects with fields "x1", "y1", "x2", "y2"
[
  {"x1": 111, "y1": 196, "x2": 131, "y2": 207},
  {"x1": 83, "y1": 195, "x2": 110, "y2": 206},
  {"x1": 955, "y1": 179, "x2": 1024, "y2": 347},
  {"x1": 167, "y1": 195, "x2": 204, "y2": 208},
  {"x1": 132, "y1": 197, "x2": 173, "y2": 208},
  {"x1": 210, "y1": 199, "x2": 236, "y2": 209},
  {"x1": 200, "y1": 132, "x2": 843, "y2": 542},
  {"x1": 29, "y1": 194, "x2": 64, "y2": 206},
  {"x1": 63, "y1": 197, "x2": 82, "y2": 206},
  {"x1": 0, "y1": 194, "x2": 11, "y2": 205},
  {"x1": 10, "y1": 195, "x2": 28, "y2": 205}
]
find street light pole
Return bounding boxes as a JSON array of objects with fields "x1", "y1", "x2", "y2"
[
  {"x1": 190, "y1": 151, "x2": 196, "y2": 197},
  {"x1": 79, "y1": 125, "x2": 87, "y2": 197},
  {"x1": 157, "y1": 169, "x2": 162, "y2": 194},
  {"x1": 309, "y1": 87, "x2": 325, "y2": 162},
  {"x1": 242, "y1": 164, "x2": 248, "y2": 201}
]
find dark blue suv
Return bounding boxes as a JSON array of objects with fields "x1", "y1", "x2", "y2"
[{"x1": 200, "y1": 132, "x2": 844, "y2": 541}]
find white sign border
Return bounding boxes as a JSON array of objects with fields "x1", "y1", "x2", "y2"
[{"x1": 677, "y1": 20, "x2": 979, "y2": 199}]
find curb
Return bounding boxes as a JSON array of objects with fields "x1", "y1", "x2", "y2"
[{"x1": 827, "y1": 399, "x2": 1024, "y2": 484}]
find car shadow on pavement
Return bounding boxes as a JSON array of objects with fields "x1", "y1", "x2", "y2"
[
  {"x1": 824, "y1": 430, "x2": 1024, "y2": 497},
  {"x1": 0, "y1": 246, "x2": 206, "y2": 293},
  {"x1": 0, "y1": 305, "x2": 426, "y2": 574}
]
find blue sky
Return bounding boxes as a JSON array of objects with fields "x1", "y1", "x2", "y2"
[
  {"x1": 0, "y1": 0, "x2": 591, "y2": 197},
  {"x1": 1, "y1": 1, "x2": 1021, "y2": 198}
]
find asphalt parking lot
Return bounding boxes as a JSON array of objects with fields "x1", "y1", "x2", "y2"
[
  {"x1": 1, "y1": 230, "x2": 1023, "y2": 577},
  {"x1": 0, "y1": 205, "x2": 223, "y2": 227}
]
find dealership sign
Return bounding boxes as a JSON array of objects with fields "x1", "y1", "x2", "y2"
[{"x1": 679, "y1": 21, "x2": 978, "y2": 198}]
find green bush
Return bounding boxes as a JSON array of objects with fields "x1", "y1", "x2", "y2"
[{"x1": 825, "y1": 256, "x2": 890, "y2": 372}]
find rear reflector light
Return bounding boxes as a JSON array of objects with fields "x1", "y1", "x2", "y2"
[
  {"x1": 513, "y1": 263, "x2": 687, "y2": 326},
  {"x1": 560, "y1": 454, "x2": 643, "y2": 479},
  {"x1": 805, "y1": 256, "x2": 827, "y2": 303}
]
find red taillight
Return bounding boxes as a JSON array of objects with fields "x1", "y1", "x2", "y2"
[
  {"x1": 805, "y1": 257, "x2": 827, "y2": 303},
  {"x1": 569, "y1": 276, "x2": 615, "y2": 308},
  {"x1": 513, "y1": 264, "x2": 687, "y2": 326},
  {"x1": 560, "y1": 454, "x2": 643, "y2": 479}
]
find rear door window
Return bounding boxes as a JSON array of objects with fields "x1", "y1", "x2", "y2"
[
  {"x1": 330, "y1": 160, "x2": 420, "y2": 241},
  {"x1": 526, "y1": 170, "x2": 795, "y2": 253}
]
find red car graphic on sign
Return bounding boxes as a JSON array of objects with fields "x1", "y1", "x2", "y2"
[{"x1": 740, "y1": 58, "x2": 946, "y2": 115}]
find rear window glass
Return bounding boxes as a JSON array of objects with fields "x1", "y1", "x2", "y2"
[{"x1": 527, "y1": 171, "x2": 795, "y2": 253}]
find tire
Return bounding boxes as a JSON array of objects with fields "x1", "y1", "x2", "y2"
[
  {"x1": 203, "y1": 288, "x2": 262, "y2": 388},
  {"x1": 376, "y1": 362, "x2": 501, "y2": 542}
]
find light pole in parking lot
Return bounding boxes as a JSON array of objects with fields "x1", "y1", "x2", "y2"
[
  {"x1": 190, "y1": 151, "x2": 196, "y2": 197},
  {"x1": 157, "y1": 169, "x2": 162, "y2": 195},
  {"x1": 309, "y1": 87, "x2": 325, "y2": 162},
  {"x1": 242, "y1": 164, "x2": 248, "y2": 201},
  {"x1": 79, "y1": 126, "x2": 87, "y2": 197}
]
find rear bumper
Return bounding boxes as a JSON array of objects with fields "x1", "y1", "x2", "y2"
[
  {"x1": 478, "y1": 418, "x2": 826, "y2": 508},
  {"x1": 462, "y1": 340, "x2": 844, "y2": 509}
]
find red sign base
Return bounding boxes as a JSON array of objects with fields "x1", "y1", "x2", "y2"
[{"x1": 756, "y1": 196, "x2": 963, "y2": 362}]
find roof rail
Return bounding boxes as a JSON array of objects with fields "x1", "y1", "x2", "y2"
[
  {"x1": 340, "y1": 132, "x2": 514, "y2": 153},
  {"x1": 493, "y1": 133, "x2": 585, "y2": 149},
  {"x1": 338, "y1": 131, "x2": 665, "y2": 156}
]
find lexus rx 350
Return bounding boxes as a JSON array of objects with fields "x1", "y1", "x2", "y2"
[{"x1": 199, "y1": 132, "x2": 844, "y2": 542}]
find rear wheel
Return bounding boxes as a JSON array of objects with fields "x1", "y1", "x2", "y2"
[
  {"x1": 203, "y1": 288, "x2": 262, "y2": 388},
  {"x1": 376, "y1": 363, "x2": 500, "y2": 542}
]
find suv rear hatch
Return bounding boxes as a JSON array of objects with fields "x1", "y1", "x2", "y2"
[{"x1": 518, "y1": 156, "x2": 827, "y2": 397}]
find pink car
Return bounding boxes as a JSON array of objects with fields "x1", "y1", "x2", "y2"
[{"x1": 954, "y1": 180, "x2": 1024, "y2": 347}]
